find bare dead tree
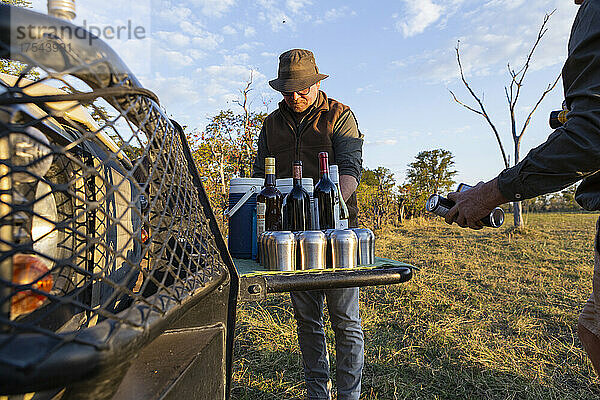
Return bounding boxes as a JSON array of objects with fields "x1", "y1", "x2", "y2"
[
  {"x1": 233, "y1": 72, "x2": 255, "y2": 177},
  {"x1": 234, "y1": 71, "x2": 253, "y2": 128},
  {"x1": 448, "y1": 10, "x2": 560, "y2": 228}
]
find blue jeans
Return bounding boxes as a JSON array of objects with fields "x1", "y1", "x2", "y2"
[{"x1": 290, "y1": 287, "x2": 364, "y2": 400}]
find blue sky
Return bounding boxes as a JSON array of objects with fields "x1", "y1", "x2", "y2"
[{"x1": 28, "y1": 0, "x2": 580, "y2": 187}]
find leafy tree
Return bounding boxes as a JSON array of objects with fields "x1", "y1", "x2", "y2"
[
  {"x1": 397, "y1": 183, "x2": 419, "y2": 220},
  {"x1": 405, "y1": 149, "x2": 457, "y2": 217},
  {"x1": 356, "y1": 167, "x2": 398, "y2": 230},
  {"x1": 406, "y1": 149, "x2": 456, "y2": 194},
  {"x1": 560, "y1": 184, "x2": 578, "y2": 208},
  {"x1": 188, "y1": 110, "x2": 264, "y2": 234},
  {"x1": 186, "y1": 75, "x2": 266, "y2": 233},
  {"x1": 521, "y1": 184, "x2": 581, "y2": 212}
]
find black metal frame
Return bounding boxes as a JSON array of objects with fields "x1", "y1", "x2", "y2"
[
  {"x1": 239, "y1": 265, "x2": 412, "y2": 302},
  {"x1": 0, "y1": 5, "x2": 237, "y2": 398},
  {"x1": 172, "y1": 118, "x2": 239, "y2": 397}
]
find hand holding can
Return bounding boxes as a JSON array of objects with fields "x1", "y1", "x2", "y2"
[
  {"x1": 426, "y1": 193, "x2": 504, "y2": 228},
  {"x1": 426, "y1": 182, "x2": 505, "y2": 228}
]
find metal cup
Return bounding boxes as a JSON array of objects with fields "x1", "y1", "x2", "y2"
[
  {"x1": 258, "y1": 232, "x2": 268, "y2": 266},
  {"x1": 262, "y1": 231, "x2": 271, "y2": 267},
  {"x1": 323, "y1": 229, "x2": 335, "y2": 268},
  {"x1": 297, "y1": 230, "x2": 327, "y2": 270},
  {"x1": 330, "y1": 229, "x2": 358, "y2": 269},
  {"x1": 257, "y1": 232, "x2": 263, "y2": 265},
  {"x1": 269, "y1": 231, "x2": 296, "y2": 271},
  {"x1": 351, "y1": 228, "x2": 375, "y2": 265},
  {"x1": 265, "y1": 232, "x2": 277, "y2": 269}
]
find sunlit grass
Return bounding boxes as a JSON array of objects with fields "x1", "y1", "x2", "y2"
[{"x1": 232, "y1": 212, "x2": 600, "y2": 399}]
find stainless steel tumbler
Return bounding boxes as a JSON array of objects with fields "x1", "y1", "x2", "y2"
[
  {"x1": 265, "y1": 231, "x2": 277, "y2": 270},
  {"x1": 330, "y1": 229, "x2": 358, "y2": 269},
  {"x1": 351, "y1": 228, "x2": 375, "y2": 265},
  {"x1": 323, "y1": 229, "x2": 335, "y2": 268},
  {"x1": 258, "y1": 231, "x2": 269, "y2": 267},
  {"x1": 270, "y1": 231, "x2": 296, "y2": 271},
  {"x1": 257, "y1": 231, "x2": 263, "y2": 266},
  {"x1": 297, "y1": 230, "x2": 327, "y2": 270}
]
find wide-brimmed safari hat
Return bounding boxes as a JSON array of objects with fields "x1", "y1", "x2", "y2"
[{"x1": 269, "y1": 49, "x2": 329, "y2": 93}]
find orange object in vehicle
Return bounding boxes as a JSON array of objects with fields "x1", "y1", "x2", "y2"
[
  {"x1": 11, "y1": 254, "x2": 53, "y2": 319},
  {"x1": 141, "y1": 227, "x2": 149, "y2": 244}
]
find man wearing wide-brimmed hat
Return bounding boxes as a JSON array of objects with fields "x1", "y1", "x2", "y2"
[{"x1": 252, "y1": 49, "x2": 364, "y2": 400}]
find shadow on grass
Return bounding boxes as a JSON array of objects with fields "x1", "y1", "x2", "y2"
[
  {"x1": 231, "y1": 345, "x2": 305, "y2": 400},
  {"x1": 361, "y1": 316, "x2": 600, "y2": 400},
  {"x1": 361, "y1": 352, "x2": 595, "y2": 400},
  {"x1": 233, "y1": 312, "x2": 600, "y2": 399},
  {"x1": 233, "y1": 297, "x2": 305, "y2": 400}
]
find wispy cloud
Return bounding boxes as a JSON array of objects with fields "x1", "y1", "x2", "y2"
[
  {"x1": 395, "y1": 0, "x2": 444, "y2": 38},
  {"x1": 147, "y1": 73, "x2": 198, "y2": 108},
  {"x1": 236, "y1": 42, "x2": 263, "y2": 52},
  {"x1": 154, "y1": 48, "x2": 195, "y2": 68},
  {"x1": 155, "y1": 31, "x2": 191, "y2": 47},
  {"x1": 356, "y1": 85, "x2": 380, "y2": 95},
  {"x1": 153, "y1": 3, "x2": 193, "y2": 21},
  {"x1": 256, "y1": 0, "x2": 314, "y2": 31},
  {"x1": 201, "y1": 65, "x2": 267, "y2": 104},
  {"x1": 257, "y1": 0, "x2": 293, "y2": 31},
  {"x1": 393, "y1": 1, "x2": 575, "y2": 84},
  {"x1": 286, "y1": 0, "x2": 312, "y2": 14},
  {"x1": 222, "y1": 25, "x2": 237, "y2": 35},
  {"x1": 365, "y1": 139, "x2": 398, "y2": 146},
  {"x1": 178, "y1": 21, "x2": 224, "y2": 49},
  {"x1": 315, "y1": 6, "x2": 357, "y2": 24},
  {"x1": 189, "y1": 0, "x2": 236, "y2": 17}
]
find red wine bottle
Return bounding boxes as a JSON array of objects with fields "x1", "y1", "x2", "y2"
[
  {"x1": 313, "y1": 152, "x2": 336, "y2": 230},
  {"x1": 257, "y1": 157, "x2": 283, "y2": 234},
  {"x1": 283, "y1": 161, "x2": 312, "y2": 231}
]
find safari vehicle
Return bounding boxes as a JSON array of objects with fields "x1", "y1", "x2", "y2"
[{"x1": 0, "y1": 3, "x2": 413, "y2": 399}]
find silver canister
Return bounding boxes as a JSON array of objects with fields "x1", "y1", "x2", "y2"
[
  {"x1": 297, "y1": 230, "x2": 327, "y2": 270},
  {"x1": 258, "y1": 231, "x2": 268, "y2": 267},
  {"x1": 351, "y1": 228, "x2": 375, "y2": 265},
  {"x1": 323, "y1": 229, "x2": 336, "y2": 268},
  {"x1": 257, "y1": 231, "x2": 263, "y2": 265},
  {"x1": 269, "y1": 231, "x2": 296, "y2": 271},
  {"x1": 330, "y1": 229, "x2": 358, "y2": 269},
  {"x1": 265, "y1": 232, "x2": 277, "y2": 269}
]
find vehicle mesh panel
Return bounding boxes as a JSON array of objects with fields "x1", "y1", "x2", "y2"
[{"x1": 0, "y1": 18, "x2": 229, "y2": 377}]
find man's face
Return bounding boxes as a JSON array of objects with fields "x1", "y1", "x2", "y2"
[{"x1": 282, "y1": 81, "x2": 320, "y2": 113}]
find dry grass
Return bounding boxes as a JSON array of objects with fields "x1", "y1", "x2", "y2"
[{"x1": 232, "y1": 212, "x2": 600, "y2": 399}]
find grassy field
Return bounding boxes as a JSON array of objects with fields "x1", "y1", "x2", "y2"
[{"x1": 232, "y1": 212, "x2": 600, "y2": 399}]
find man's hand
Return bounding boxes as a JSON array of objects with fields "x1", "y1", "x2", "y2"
[{"x1": 444, "y1": 178, "x2": 508, "y2": 229}]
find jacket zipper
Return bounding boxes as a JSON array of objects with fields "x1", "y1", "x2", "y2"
[{"x1": 281, "y1": 100, "x2": 324, "y2": 161}]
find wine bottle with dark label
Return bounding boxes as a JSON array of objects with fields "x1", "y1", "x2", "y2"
[
  {"x1": 313, "y1": 152, "x2": 336, "y2": 230},
  {"x1": 257, "y1": 157, "x2": 283, "y2": 235},
  {"x1": 283, "y1": 160, "x2": 312, "y2": 231}
]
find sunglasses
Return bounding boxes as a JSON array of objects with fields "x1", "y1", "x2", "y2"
[{"x1": 282, "y1": 87, "x2": 311, "y2": 97}]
